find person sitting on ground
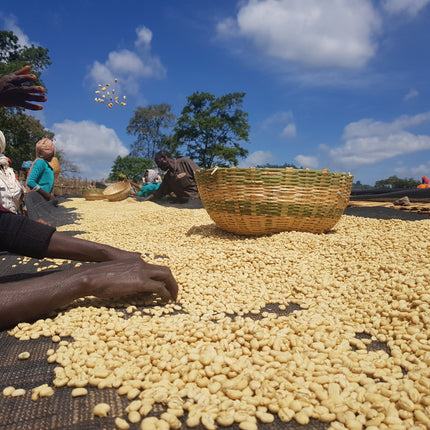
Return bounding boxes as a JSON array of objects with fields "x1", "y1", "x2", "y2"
[
  {"x1": 130, "y1": 169, "x2": 162, "y2": 198},
  {"x1": 0, "y1": 66, "x2": 178, "y2": 330},
  {"x1": 139, "y1": 150, "x2": 200, "y2": 202},
  {"x1": 26, "y1": 138, "x2": 56, "y2": 201},
  {"x1": 418, "y1": 176, "x2": 430, "y2": 189},
  {"x1": 0, "y1": 130, "x2": 24, "y2": 214}
]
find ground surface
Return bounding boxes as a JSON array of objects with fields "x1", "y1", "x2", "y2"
[{"x1": 0, "y1": 198, "x2": 429, "y2": 430}]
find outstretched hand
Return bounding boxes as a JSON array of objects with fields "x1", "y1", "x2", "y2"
[
  {"x1": 0, "y1": 65, "x2": 47, "y2": 110},
  {"x1": 0, "y1": 256, "x2": 178, "y2": 330},
  {"x1": 86, "y1": 258, "x2": 178, "y2": 302}
]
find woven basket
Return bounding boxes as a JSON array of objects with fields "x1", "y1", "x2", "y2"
[
  {"x1": 195, "y1": 167, "x2": 354, "y2": 235},
  {"x1": 49, "y1": 157, "x2": 61, "y2": 180},
  {"x1": 83, "y1": 188, "x2": 106, "y2": 201},
  {"x1": 103, "y1": 181, "x2": 131, "y2": 202}
]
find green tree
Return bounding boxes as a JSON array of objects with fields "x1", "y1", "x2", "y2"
[
  {"x1": 0, "y1": 30, "x2": 56, "y2": 172},
  {"x1": 0, "y1": 110, "x2": 54, "y2": 171},
  {"x1": 351, "y1": 180, "x2": 373, "y2": 190},
  {"x1": 375, "y1": 175, "x2": 420, "y2": 189},
  {"x1": 256, "y1": 162, "x2": 299, "y2": 169},
  {"x1": 127, "y1": 104, "x2": 176, "y2": 160},
  {"x1": 0, "y1": 31, "x2": 51, "y2": 89},
  {"x1": 173, "y1": 92, "x2": 250, "y2": 168},
  {"x1": 108, "y1": 155, "x2": 154, "y2": 182}
]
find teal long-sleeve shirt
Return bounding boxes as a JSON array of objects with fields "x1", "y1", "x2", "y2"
[
  {"x1": 137, "y1": 183, "x2": 161, "y2": 197},
  {"x1": 26, "y1": 159, "x2": 54, "y2": 193}
]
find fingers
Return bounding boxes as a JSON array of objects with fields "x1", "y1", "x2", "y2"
[
  {"x1": 20, "y1": 102, "x2": 44, "y2": 111},
  {"x1": 14, "y1": 65, "x2": 32, "y2": 76},
  {"x1": 146, "y1": 264, "x2": 178, "y2": 301},
  {"x1": 143, "y1": 279, "x2": 174, "y2": 302},
  {"x1": 165, "y1": 276, "x2": 178, "y2": 301},
  {"x1": 13, "y1": 74, "x2": 39, "y2": 85},
  {"x1": 15, "y1": 89, "x2": 46, "y2": 110}
]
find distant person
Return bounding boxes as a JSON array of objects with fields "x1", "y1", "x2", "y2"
[
  {"x1": 139, "y1": 150, "x2": 200, "y2": 202},
  {"x1": 130, "y1": 169, "x2": 161, "y2": 198},
  {"x1": 0, "y1": 130, "x2": 24, "y2": 214},
  {"x1": 418, "y1": 176, "x2": 430, "y2": 189},
  {"x1": 0, "y1": 66, "x2": 178, "y2": 330},
  {"x1": 26, "y1": 138, "x2": 56, "y2": 201},
  {"x1": 21, "y1": 160, "x2": 33, "y2": 184}
]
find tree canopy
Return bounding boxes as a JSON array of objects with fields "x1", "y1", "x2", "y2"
[
  {"x1": 0, "y1": 31, "x2": 51, "y2": 87},
  {"x1": 0, "y1": 110, "x2": 54, "y2": 172},
  {"x1": 375, "y1": 175, "x2": 420, "y2": 189},
  {"x1": 108, "y1": 155, "x2": 154, "y2": 183},
  {"x1": 173, "y1": 92, "x2": 250, "y2": 168},
  {"x1": 0, "y1": 30, "x2": 56, "y2": 172},
  {"x1": 127, "y1": 104, "x2": 176, "y2": 160},
  {"x1": 256, "y1": 162, "x2": 299, "y2": 169}
]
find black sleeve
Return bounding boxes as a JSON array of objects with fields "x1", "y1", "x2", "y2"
[{"x1": 0, "y1": 212, "x2": 56, "y2": 259}]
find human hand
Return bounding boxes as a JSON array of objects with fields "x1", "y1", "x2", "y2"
[
  {"x1": 0, "y1": 65, "x2": 47, "y2": 110},
  {"x1": 85, "y1": 258, "x2": 178, "y2": 302}
]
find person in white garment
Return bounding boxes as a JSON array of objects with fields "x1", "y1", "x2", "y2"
[{"x1": 0, "y1": 130, "x2": 24, "y2": 214}]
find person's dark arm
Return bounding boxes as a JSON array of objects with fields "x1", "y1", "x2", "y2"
[
  {"x1": 128, "y1": 181, "x2": 141, "y2": 196},
  {"x1": 139, "y1": 193, "x2": 155, "y2": 202},
  {"x1": 37, "y1": 188, "x2": 55, "y2": 201},
  {"x1": 0, "y1": 257, "x2": 178, "y2": 330},
  {"x1": 0, "y1": 66, "x2": 47, "y2": 110},
  {"x1": 46, "y1": 231, "x2": 141, "y2": 261}
]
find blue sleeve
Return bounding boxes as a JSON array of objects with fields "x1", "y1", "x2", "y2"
[{"x1": 26, "y1": 160, "x2": 44, "y2": 190}]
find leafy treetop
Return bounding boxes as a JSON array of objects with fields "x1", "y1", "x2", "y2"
[
  {"x1": 108, "y1": 155, "x2": 154, "y2": 183},
  {"x1": 173, "y1": 91, "x2": 250, "y2": 169},
  {"x1": 127, "y1": 104, "x2": 176, "y2": 161}
]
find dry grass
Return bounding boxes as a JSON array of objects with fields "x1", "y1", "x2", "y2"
[{"x1": 53, "y1": 177, "x2": 99, "y2": 196}]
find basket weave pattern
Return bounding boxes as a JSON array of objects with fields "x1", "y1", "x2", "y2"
[
  {"x1": 195, "y1": 168, "x2": 354, "y2": 235},
  {"x1": 83, "y1": 188, "x2": 105, "y2": 201},
  {"x1": 103, "y1": 181, "x2": 131, "y2": 202}
]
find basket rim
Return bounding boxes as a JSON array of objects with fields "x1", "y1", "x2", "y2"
[
  {"x1": 195, "y1": 167, "x2": 353, "y2": 176},
  {"x1": 103, "y1": 181, "x2": 131, "y2": 196}
]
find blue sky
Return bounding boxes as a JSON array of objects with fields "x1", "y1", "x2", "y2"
[{"x1": 2, "y1": 0, "x2": 430, "y2": 185}]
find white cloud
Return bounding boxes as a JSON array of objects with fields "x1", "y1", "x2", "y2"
[
  {"x1": 52, "y1": 120, "x2": 129, "y2": 180},
  {"x1": 1, "y1": 14, "x2": 32, "y2": 46},
  {"x1": 281, "y1": 123, "x2": 296, "y2": 138},
  {"x1": 404, "y1": 89, "x2": 419, "y2": 101},
  {"x1": 135, "y1": 26, "x2": 153, "y2": 49},
  {"x1": 329, "y1": 111, "x2": 430, "y2": 169},
  {"x1": 394, "y1": 162, "x2": 430, "y2": 179},
  {"x1": 217, "y1": 0, "x2": 381, "y2": 69},
  {"x1": 295, "y1": 155, "x2": 318, "y2": 169},
  {"x1": 238, "y1": 150, "x2": 275, "y2": 167},
  {"x1": 383, "y1": 0, "x2": 430, "y2": 15},
  {"x1": 88, "y1": 26, "x2": 166, "y2": 95},
  {"x1": 262, "y1": 111, "x2": 293, "y2": 127},
  {"x1": 262, "y1": 111, "x2": 296, "y2": 138}
]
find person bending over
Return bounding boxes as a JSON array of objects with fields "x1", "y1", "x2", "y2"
[
  {"x1": 140, "y1": 150, "x2": 200, "y2": 202},
  {"x1": 0, "y1": 66, "x2": 178, "y2": 330},
  {"x1": 130, "y1": 169, "x2": 161, "y2": 198}
]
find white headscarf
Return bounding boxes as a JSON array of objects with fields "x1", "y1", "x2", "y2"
[
  {"x1": 0, "y1": 130, "x2": 5, "y2": 154},
  {"x1": 0, "y1": 130, "x2": 24, "y2": 213},
  {"x1": 0, "y1": 130, "x2": 10, "y2": 167},
  {"x1": 145, "y1": 169, "x2": 160, "y2": 184}
]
